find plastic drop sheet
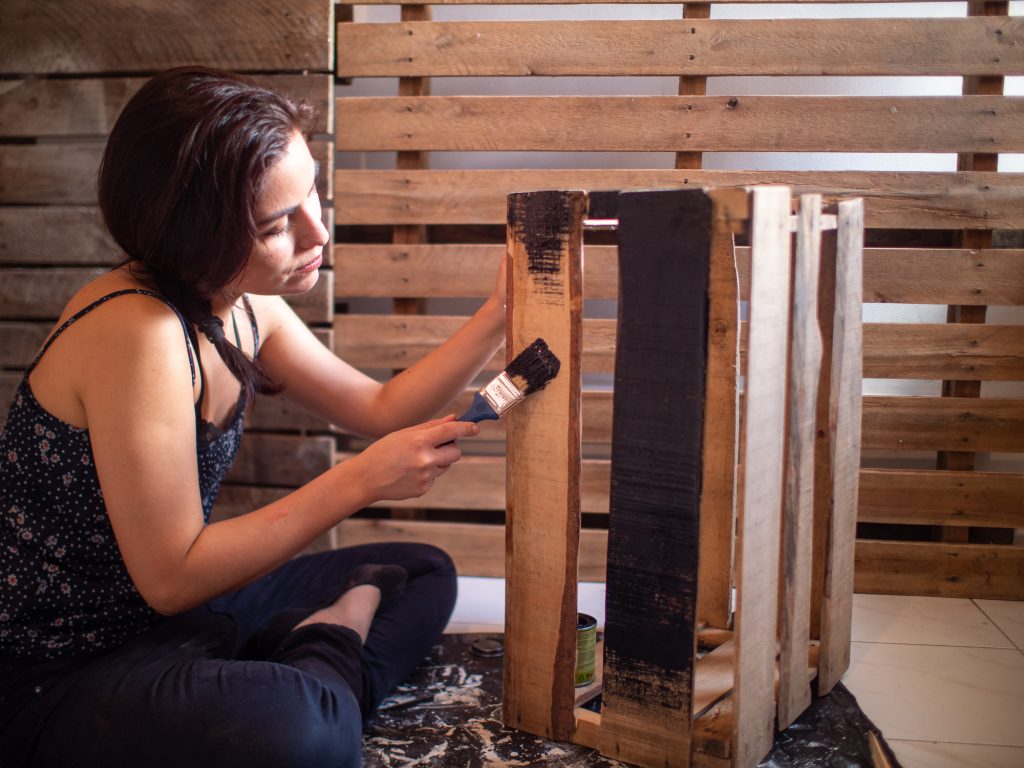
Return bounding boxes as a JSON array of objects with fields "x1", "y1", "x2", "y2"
[{"x1": 363, "y1": 634, "x2": 902, "y2": 768}]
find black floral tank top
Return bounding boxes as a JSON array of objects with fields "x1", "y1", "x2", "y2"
[{"x1": 0, "y1": 289, "x2": 257, "y2": 662}]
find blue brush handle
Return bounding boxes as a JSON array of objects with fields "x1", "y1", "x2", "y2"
[{"x1": 458, "y1": 391, "x2": 500, "y2": 423}]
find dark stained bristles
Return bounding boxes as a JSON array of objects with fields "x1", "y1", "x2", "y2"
[{"x1": 505, "y1": 338, "x2": 561, "y2": 396}]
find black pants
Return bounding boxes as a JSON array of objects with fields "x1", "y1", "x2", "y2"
[{"x1": 1, "y1": 543, "x2": 457, "y2": 768}]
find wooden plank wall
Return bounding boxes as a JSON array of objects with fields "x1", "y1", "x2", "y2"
[
  {"x1": 0, "y1": 0, "x2": 337, "y2": 544},
  {"x1": 1, "y1": 2, "x2": 1021, "y2": 600},
  {"x1": 331, "y1": 0, "x2": 1024, "y2": 599}
]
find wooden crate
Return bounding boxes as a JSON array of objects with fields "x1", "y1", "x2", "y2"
[{"x1": 502, "y1": 185, "x2": 863, "y2": 768}]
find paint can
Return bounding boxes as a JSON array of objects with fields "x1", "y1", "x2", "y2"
[{"x1": 575, "y1": 613, "x2": 597, "y2": 687}]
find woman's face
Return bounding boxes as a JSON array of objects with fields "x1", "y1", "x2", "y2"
[{"x1": 230, "y1": 131, "x2": 329, "y2": 298}]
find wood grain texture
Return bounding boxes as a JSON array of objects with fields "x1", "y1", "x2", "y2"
[
  {"x1": 599, "y1": 189, "x2": 711, "y2": 767},
  {"x1": 859, "y1": 468, "x2": 1024, "y2": 528},
  {"x1": 855, "y1": 540, "x2": 1024, "y2": 600},
  {"x1": 333, "y1": 244, "x2": 1024, "y2": 306},
  {"x1": 818, "y1": 199, "x2": 864, "y2": 696},
  {"x1": 0, "y1": 140, "x2": 335, "y2": 205},
  {"x1": 337, "y1": 95, "x2": 1023, "y2": 153},
  {"x1": 862, "y1": 323, "x2": 1024, "y2": 380},
  {"x1": 861, "y1": 396, "x2": 1024, "y2": 452},
  {"x1": 0, "y1": 0, "x2": 333, "y2": 74},
  {"x1": 697, "y1": 190, "x2": 744, "y2": 631},
  {"x1": 225, "y1": 434, "x2": 335, "y2": 486},
  {"x1": 340, "y1": 0, "x2": 982, "y2": 5},
  {"x1": 333, "y1": 169, "x2": 1024, "y2": 229},
  {"x1": 778, "y1": 195, "x2": 823, "y2": 729},
  {"x1": 0, "y1": 74, "x2": 332, "y2": 137},
  {"x1": 503, "y1": 190, "x2": 585, "y2": 742},
  {"x1": 733, "y1": 186, "x2": 792, "y2": 768},
  {"x1": 338, "y1": 18, "x2": 1022, "y2": 77}
]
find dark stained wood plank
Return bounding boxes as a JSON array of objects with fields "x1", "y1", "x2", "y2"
[
  {"x1": 333, "y1": 169, "x2": 1024, "y2": 230},
  {"x1": 599, "y1": 189, "x2": 711, "y2": 766},
  {"x1": 503, "y1": 190, "x2": 585, "y2": 743},
  {"x1": 338, "y1": 18, "x2": 1023, "y2": 78},
  {"x1": 0, "y1": 0, "x2": 333, "y2": 74}
]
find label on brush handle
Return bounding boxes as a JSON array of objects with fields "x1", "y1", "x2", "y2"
[{"x1": 480, "y1": 372, "x2": 524, "y2": 415}]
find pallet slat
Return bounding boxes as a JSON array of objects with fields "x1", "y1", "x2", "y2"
[
  {"x1": 334, "y1": 169, "x2": 1024, "y2": 230},
  {"x1": 862, "y1": 396, "x2": 1024, "y2": 452},
  {"x1": 338, "y1": 18, "x2": 1022, "y2": 78},
  {"x1": 0, "y1": 75, "x2": 333, "y2": 137},
  {"x1": 338, "y1": 95, "x2": 1023, "y2": 154},
  {"x1": 0, "y1": 0, "x2": 332, "y2": 74}
]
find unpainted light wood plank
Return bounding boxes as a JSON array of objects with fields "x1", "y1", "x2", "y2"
[
  {"x1": 0, "y1": 75, "x2": 332, "y2": 138},
  {"x1": 854, "y1": 540, "x2": 1024, "y2": 600},
  {"x1": 333, "y1": 314, "x2": 615, "y2": 373},
  {"x1": 818, "y1": 198, "x2": 864, "y2": 695},
  {"x1": 733, "y1": 186, "x2": 792, "y2": 768},
  {"x1": 0, "y1": 0, "x2": 333, "y2": 74},
  {"x1": 333, "y1": 169, "x2": 1024, "y2": 230},
  {"x1": 861, "y1": 396, "x2": 1024, "y2": 452},
  {"x1": 778, "y1": 194, "x2": 823, "y2": 729},
  {"x1": 697, "y1": 190, "x2": 744, "y2": 631},
  {"x1": 858, "y1": 468, "x2": 1024, "y2": 528},
  {"x1": 0, "y1": 140, "x2": 335, "y2": 205},
  {"x1": 337, "y1": 95, "x2": 1023, "y2": 153},
  {"x1": 599, "y1": 189, "x2": 710, "y2": 767},
  {"x1": 338, "y1": 18, "x2": 1023, "y2": 78},
  {"x1": 503, "y1": 190, "x2": 585, "y2": 742}
]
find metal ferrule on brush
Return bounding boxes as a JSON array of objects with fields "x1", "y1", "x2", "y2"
[{"x1": 480, "y1": 372, "x2": 524, "y2": 416}]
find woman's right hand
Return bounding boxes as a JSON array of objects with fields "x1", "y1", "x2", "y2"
[{"x1": 349, "y1": 415, "x2": 480, "y2": 502}]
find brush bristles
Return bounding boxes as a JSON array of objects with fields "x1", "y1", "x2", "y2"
[{"x1": 505, "y1": 338, "x2": 561, "y2": 396}]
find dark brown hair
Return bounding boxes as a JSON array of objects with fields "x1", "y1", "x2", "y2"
[{"x1": 98, "y1": 66, "x2": 317, "y2": 407}]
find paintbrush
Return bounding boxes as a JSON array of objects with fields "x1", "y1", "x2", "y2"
[{"x1": 459, "y1": 338, "x2": 561, "y2": 423}]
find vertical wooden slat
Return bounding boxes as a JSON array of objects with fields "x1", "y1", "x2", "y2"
[
  {"x1": 732, "y1": 186, "x2": 792, "y2": 768},
  {"x1": 938, "y1": 0, "x2": 1008, "y2": 544},
  {"x1": 503, "y1": 190, "x2": 585, "y2": 742},
  {"x1": 697, "y1": 191, "x2": 744, "y2": 630},
  {"x1": 675, "y1": 3, "x2": 710, "y2": 170},
  {"x1": 599, "y1": 189, "x2": 711, "y2": 768},
  {"x1": 818, "y1": 199, "x2": 864, "y2": 694},
  {"x1": 777, "y1": 194, "x2": 823, "y2": 729}
]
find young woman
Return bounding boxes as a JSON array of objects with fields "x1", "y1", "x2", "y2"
[{"x1": 0, "y1": 67, "x2": 506, "y2": 767}]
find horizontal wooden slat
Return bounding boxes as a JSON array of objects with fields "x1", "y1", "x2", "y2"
[
  {"x1": 335, "y1": 245, "x2": 1024, "y2": 307},
  {"x1": 340, "y1": 0, "x2": 971, "y2": 5},
  {"x1": 333, "y1": 170, "x2": 1024, "y2": 229},
  {"x1": 336, "y1": 517, "x2": 610, "y2": 581},
  {"x1": 0, "y1": 206, "x2": 335, "y2": 266},
  {"x1": 0, "y1": 140, "x2": 335, "y2": 205},
  {"x1": 854, "y1": 540, "x2": 1024, "y2": 600},
  {"x1": 334, "y1": 314, "x2": 616, "y2": 372},
  {"x1": 0, "y1": 74, "x2": 333, "y2": 137},
  {"x1": 337, "y1": 95, "x2": 1023, "y2": 153},
  {"x1": 863, "y1": 324, "x2": 1024, "y2": 381},
  {"x1": 859, "y1": 468, "x2": 1024, "y2": 528},
  {"x1": 862, "y1": 396, "x2": 1024, "y2": 452},
  {"x1": 0, "y1": 0, "x2": 332, "y2": 75},
  {"x1": 338, "y1": 18, "x2": 1023, "y2": 78},
  {"x1": 226, "y1": 433, "x2": 335, "y2": 486},
  {"x1": 0, "y1": 267, "x2": 333, "y2": 324}
]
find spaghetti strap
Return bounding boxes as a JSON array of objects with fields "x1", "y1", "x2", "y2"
[
  {"x1": 241, "y1": 294, "x2": 260, "y2": 356},
  {"x1": 27, "y1": 289, "x2": 197, "y2": 387}
]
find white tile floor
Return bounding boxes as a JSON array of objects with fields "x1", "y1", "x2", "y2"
[{"x1": 446, "y1": 580, "x2": 1024, "y2": 767}]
